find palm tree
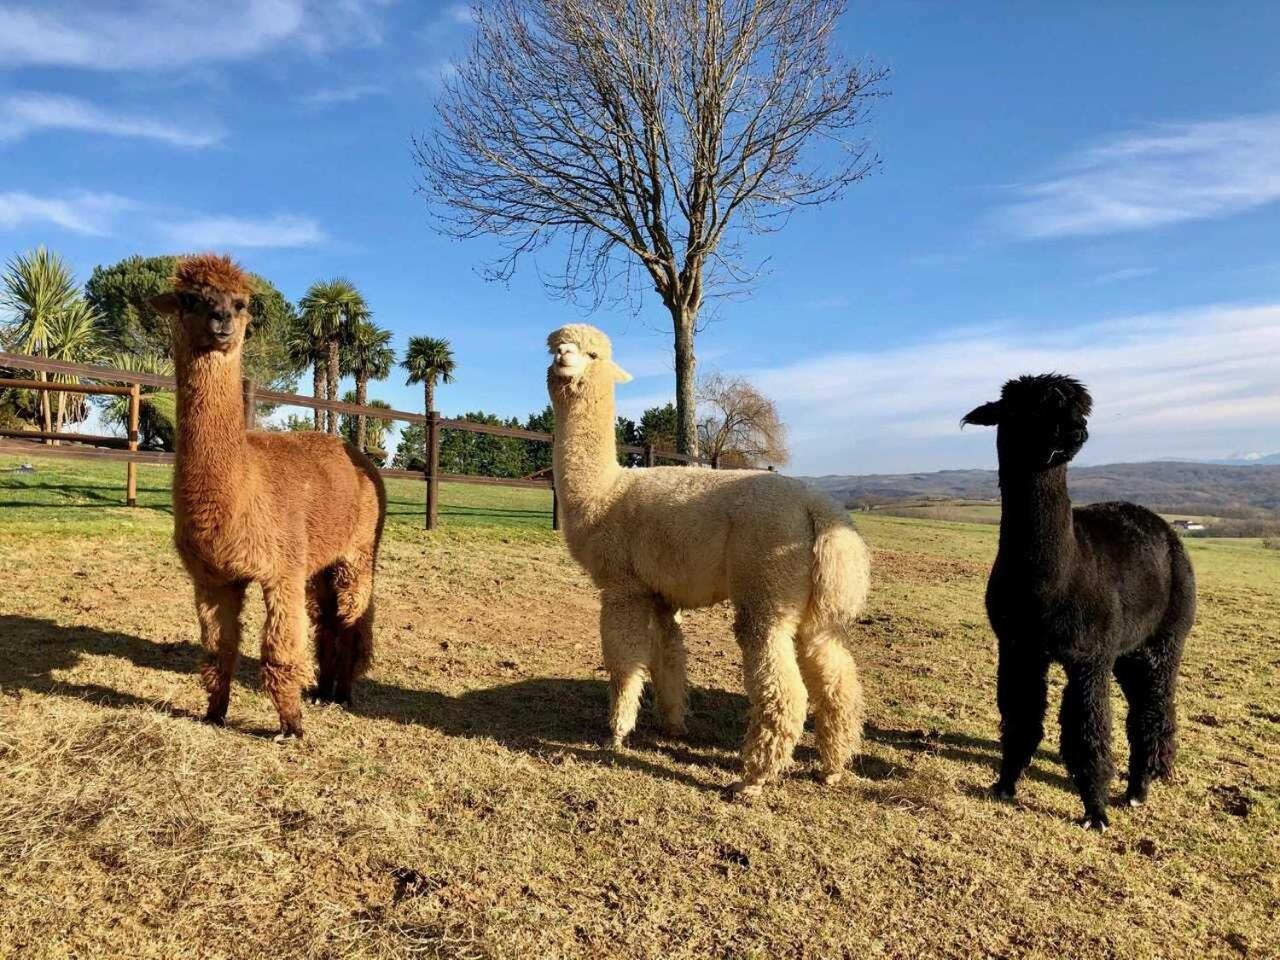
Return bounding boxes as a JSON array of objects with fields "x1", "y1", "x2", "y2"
[
  {"x1": 298, "y1": 278, "x2": 367, "y2": 434},
  {"x1": 45, "y1": 298, "x2": 105, "y2": 434},
  {"x1": 101, "y1": 350, "x2": 177, "y2": 449},
  {"x1": 285, "y1": 313, "x2": 328, "y2": 430},
  {"x1": 0, "y1": 247, "x2": 79, "y2": 438},
  {"x1": 339, "y1": 391, "x2": 392, "y2": 464},
  {"x1": 343, "y1": 318, "x2": 395, "y2": 451},
  {"x1": 402, "y1": 335, "x2": 456, "y2": 417}
]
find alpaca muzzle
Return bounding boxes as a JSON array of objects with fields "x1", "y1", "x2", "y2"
[{"x1": 208, "y1": 315, "x2": 236, "y2": 345}]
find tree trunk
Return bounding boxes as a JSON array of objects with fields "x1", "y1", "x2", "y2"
[
  {"x1": 426, "y1": 380, "x2": 435, "y2": 415},
  {"x1": 312, "y1": 360, "x2": 325, "y2": 430},
  {"x1": 355, "y1": 375, "x2": 368, "y2": 451},
  {"x1": 326, "y1": 336, "x2": 340, "y2": 435},
  {"x1": 672, "y1": 305, "x2": 698, "y2": 458}
]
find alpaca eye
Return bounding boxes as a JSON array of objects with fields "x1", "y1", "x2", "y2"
[
  {"x1": 234, "y1": 300, "x2": 247, "y2": 312},
  {"x1": 587, "y1": 352, "x2": 598, "y2": 359}
]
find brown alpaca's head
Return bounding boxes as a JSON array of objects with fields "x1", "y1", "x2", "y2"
[
  {"x1": 546, "y1": 324, "x2": 632, "y2": 401},
  {"x1": 151, "y1": 254, "x2": 254, "y2": 355}
]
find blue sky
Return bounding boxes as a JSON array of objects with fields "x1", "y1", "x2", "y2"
[{"x1": 2, "y1": 0, "x2": 1279, "y2": 474}]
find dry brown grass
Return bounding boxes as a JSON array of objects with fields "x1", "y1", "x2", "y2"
[{"x1": 1, "y1": 471, "x2": 1277, "y2": 959}]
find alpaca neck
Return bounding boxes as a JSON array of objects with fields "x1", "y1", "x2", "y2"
[
  {"x1": 552, "y1": 380, "x2": 622, "y2": 516},
  {"x1": 997, "y1": 464, "x2": 1075, "y2": 588},
  {"x1": 175, "y1": 344, "x2": 248, "y2": 519}
]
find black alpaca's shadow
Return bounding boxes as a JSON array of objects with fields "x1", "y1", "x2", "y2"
[
  {"x1": 866, "y1": 723, "x2": 1074, "y2": 793},
  {"x1": 0, "y1": 615, "x2": 745, "y2": 791}
]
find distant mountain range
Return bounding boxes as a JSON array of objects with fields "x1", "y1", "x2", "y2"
[
  {"x1": 1158, "y1": 453, "x2": 1280, "y2": 466},
  {"x1": 803, "y1": 460, "x2": 1280, "y2": 516}
]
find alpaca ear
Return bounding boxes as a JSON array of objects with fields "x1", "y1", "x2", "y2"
[
  {"x1": 961, "y1": 400, "x2": 1002, "y2": 427},
  {"x1": 610, "y1": 362, "x2": 633, "y2": 384},
  {"x1": 148, "y1": 292, "x2": 179, "y2": 316}
]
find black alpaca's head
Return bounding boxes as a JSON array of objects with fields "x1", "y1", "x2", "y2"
[{"x1": 963, "y1": 373, "x2": 1093, "y2": 471}]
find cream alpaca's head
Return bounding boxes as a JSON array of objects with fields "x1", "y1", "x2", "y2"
[
  {"x1": 546, "y1": 324, "x2": 633, "y2": 398},
  {"x1": 151, "y1": 254, "x2": 254, "y2": 356}
]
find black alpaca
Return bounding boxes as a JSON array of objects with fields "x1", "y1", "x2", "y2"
[{"x1": 963, "y1": 374, "x2": 1195, "y2": 830}]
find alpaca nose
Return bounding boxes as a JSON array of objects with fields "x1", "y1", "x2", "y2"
[{"x1": 209, "y1": 312, "x2": 234, "y2": 339}]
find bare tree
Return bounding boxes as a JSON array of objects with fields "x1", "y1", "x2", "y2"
[
  {"x1": 696, "y1": 370, "x2": 788, "y2": 468},
  {"x1": 416, "y1": 0, "x2": 886, "y2": 455}
]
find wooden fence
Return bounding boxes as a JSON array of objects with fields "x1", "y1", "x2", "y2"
[{"x1": 0, "y1": 350, "x2": 710, "y2": 529}]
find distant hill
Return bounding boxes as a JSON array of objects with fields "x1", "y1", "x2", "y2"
[
  {"x1": 1159, "y1": 453, "x2": 1280, "y2": 466},
  {"x1": 804, "y1": 461, "x2": 1280, "y2": 517}
]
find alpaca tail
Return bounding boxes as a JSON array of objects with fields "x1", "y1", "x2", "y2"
[{"x1": 807, "y1": 498, "x2": 871, "y2": 633}]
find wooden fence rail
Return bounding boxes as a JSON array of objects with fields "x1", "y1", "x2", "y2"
[{"x1": 0, "y1": 350, "x2": 711, "y2": 528}]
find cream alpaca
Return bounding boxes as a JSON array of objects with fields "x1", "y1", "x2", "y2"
[{"x1": 547, "y1": 324, "x2": 872, "y2": 795}]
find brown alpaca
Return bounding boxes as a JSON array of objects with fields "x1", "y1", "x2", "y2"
[{"x1": 152, "y1": 254, "x2": 386, "y2": 739}]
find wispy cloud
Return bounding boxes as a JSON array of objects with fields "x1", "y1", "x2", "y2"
[
  {"x1": 162, "y1": 213, "x2": 326, "y2": 249},
  {"x1": 0, "y1": 92, "x2": 222, "y2": 147},
  {"x1": 419, "y1": 2, "x2": 475, "y2": 41},
  {"x1": 1000, "y1": 113, "x2": 1280, "y2": 239},
  {"x1": 412, "y1": 60, "x2": 459, "y2": 90},
  {"x1": 0, "y1": 190, "x2": 133, "y2": 235},
  {"x1": 1085, "y1": 266, "x2": 1157, "y2": 287},
  {"x1": 0, "y1": 0, "x2": 389, "y2": 71},
  {"x1": 0, "y1": 187, "x2": 325, "y2": 248},
  {"x1": 744, "y1": 303, "x2": 1280, "y2": 474},
  {"x1": 300, "y1": 84, "x2": 387, "y2": 107}
]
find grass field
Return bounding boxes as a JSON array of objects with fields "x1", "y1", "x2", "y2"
[{"x1": 1, "y1": 455, "x2": 1277, "y2": 959}]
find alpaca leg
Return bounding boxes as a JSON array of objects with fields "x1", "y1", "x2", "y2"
[
  {"x1": 194, "y1": 582, "x2": 245, "y2": 725},
  {"x1": 308, "y1": 571, "x2": 340, "y2": 704},
  {"x1": 332, "y1": 606, "x2": 374, "y2": 706},
  {"x1": 732, "y1": 605, "x2": 807, "y2": 796},
  {"x1": 993, "y1": 641, "x2": 1049, "y2": 798},
  {"x1": 330, "y1": 553, "x2": 377, "y2": 706},
  {"x1": 796, "y1": 621, "x2": 864, "y2": 785},
  {"x1": 261, "y1": 573, "x2": 310, "y2": 740},
  {"x1": 332, "y1": 551, "x2": 376, "y2": 629},
  {"x1": 650, "y1": 603, "x2": 688, "y2": 738},
  {"x1": 1115, "y1": 629, "x2": 1183, "y2": 805},
  {"x1": 1060, "y1": 660, "x2": 1115, "y2": 829},
  {"x1": 600, "y1": 590, "x2": 652, "y2": 748}
]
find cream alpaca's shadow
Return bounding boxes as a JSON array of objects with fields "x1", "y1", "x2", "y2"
[{"x1": 0, "y1": 615, "x2": 743, "y2": 792}]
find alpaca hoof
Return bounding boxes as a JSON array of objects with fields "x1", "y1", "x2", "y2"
[
  {"x1": 725, "y1": 780, "x2": 764, "y2": 802},
  {"x1": 307, "y1": 686, "x2": 341, "y2": 706},
  {"x1": 992, "y1": 781, "x2": 1017, "y2": 801},
  {"x1": 1081, "y1": 815, "x2": 1109, "y2": 832},
  {"x1": 609, "y1": 734, "x2": 627, "y2": 751},
  {"x1": 1126, "y1": 793, "x2": 1145, "y2": 809},
  {"x1": 203, "y1": 712, "x2": 227, "y2": 727},
  {"x1": 819, "y1": 770, "x2": 845, "y2": 787},
  {"x1": 661, "y1": 722, "x2": 688, "y2": 739}
]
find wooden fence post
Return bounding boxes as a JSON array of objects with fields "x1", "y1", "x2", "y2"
[
  {"x1": 242, "y1": 377, "x2": 257, "y2": 429},
  {"x1": 126, "y1": 382, "x2": 140, "y2": 507},
  {"x1": 645, "y1": 442, "x2": 656, "y2": 468},
  {"x1": 425, "y1": 411, "x2": 441, "y2": 530}
]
